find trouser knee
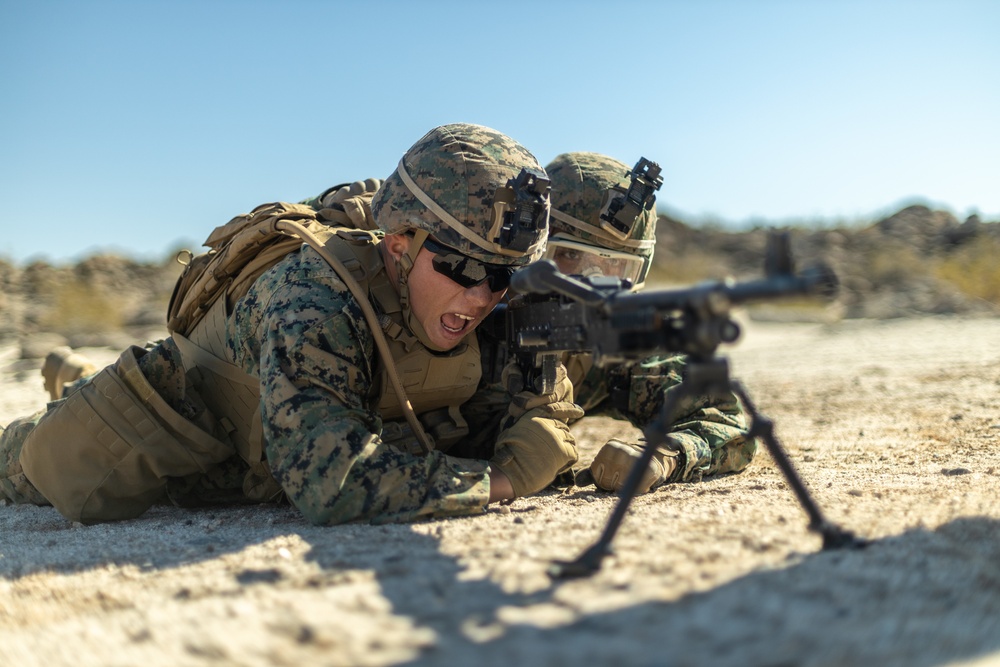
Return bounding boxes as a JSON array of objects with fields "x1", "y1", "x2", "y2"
[{"x1": 0, "y1": 413, "x2": 51, "y2": 506}]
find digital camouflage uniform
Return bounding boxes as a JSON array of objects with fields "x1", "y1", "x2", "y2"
[
  {"x1": 568, "y1": 355, "x2": 753, "y2": 482},
  {"x1": 545, "y1": 152, "x2": 755, "y2": 484},
  {"x1": 0, "y1": 124, "x2": 576, "y2": 524},
  {"x1": 0, "y1": 253, "x2": 507, "y2": 523}
]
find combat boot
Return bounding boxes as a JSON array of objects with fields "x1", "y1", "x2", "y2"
[
  {"x1": 41, "y1": 346, "x2": 97, "y2": 401},
  {"x1": 589, "y1": 438, "x2": 679, "y2": 493}
]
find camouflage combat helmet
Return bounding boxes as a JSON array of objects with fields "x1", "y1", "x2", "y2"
[
  {"x1": 545, "y1": 152, "x2": 662, "y2": 286},
  {"x1": 371, "y1": 123, "x2": 550, "y2": 267}
]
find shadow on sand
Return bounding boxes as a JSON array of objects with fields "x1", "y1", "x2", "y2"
[
  {"x1": 308, "y1": 515, "x2": 1000, "y2": 667},
  {"x1": 2, "y1": 501, "x2": 998, "y2": 667}
]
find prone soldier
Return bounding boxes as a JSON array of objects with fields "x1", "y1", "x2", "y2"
[
  {"x1": 0, "y1": 124, "x2": 582, "y2": 525},
  {"x1": 539, "y1": 152, "x2": 756, "y2": 492}
]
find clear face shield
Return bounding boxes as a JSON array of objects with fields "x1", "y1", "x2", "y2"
[{"x1": 543, "y1": 236, "x2": 647, "y2": 287}]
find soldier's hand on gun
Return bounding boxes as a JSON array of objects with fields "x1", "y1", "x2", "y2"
[
  {"x1": 490, "y1": 361, "x2": 582, "y2": 498},
  {"x1": 500, "y1": 361, "x2": 581, "y2": 423}
]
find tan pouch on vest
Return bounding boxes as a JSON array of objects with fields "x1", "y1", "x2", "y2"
[{"x1": 20, "y1": 346, "x2": 234, "y2": 524}]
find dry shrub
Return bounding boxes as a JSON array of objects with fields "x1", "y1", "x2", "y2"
[
  {"x1": 647, "y1": 249, "x2": 732, "y2": 286},
  {"x1": 865, "y1": 243, "x2": 927, "y2": 288},
  {"x1": 934, "y1": 237, "x2": 1000, "y2": 305},
  {"x1": 37, "y1": 282, "x2": 123, "y2": 335}
]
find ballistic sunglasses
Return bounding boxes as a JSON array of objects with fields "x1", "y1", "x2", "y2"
[{"x1": 422, "y1": 237, "x2": 517, "y2": 292}]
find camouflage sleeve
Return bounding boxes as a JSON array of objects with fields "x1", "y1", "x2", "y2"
[
  {"x1": 578, "y1": 354, "x2": 755, "y2": 482},
  {"x1": 230, "y1": 248, "x2": 491, "y2": 525}
]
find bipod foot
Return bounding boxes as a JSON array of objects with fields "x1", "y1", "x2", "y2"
[
  {"x1": 816, "y1": 521, "x2": 868, "y2": 551},
  {"x1": 548, "y1": 542, "x2": 611, "y2": 579}
]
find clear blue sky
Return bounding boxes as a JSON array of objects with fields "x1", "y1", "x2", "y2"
[{"x1": 1, "y1": 0, "x2": 997, "y2": 263}]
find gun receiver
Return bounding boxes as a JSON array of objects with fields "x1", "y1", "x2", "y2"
[{"x1": 506, "y1": 231, "x2": 838, "y2": 394}]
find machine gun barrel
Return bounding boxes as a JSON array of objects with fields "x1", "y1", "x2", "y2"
[
  {"x1": 721, "y1": 263, "x2": 839, "y2": 302},
  {"x1": 512, "y1": 256, "x2": 837, "y2": 314}
]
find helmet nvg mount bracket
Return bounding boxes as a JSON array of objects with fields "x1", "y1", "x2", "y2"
[
  {"x1": 599, "y1": 157, "x2": 663, "y2": 241},
  {"x1": 491, "y1": 167, "x2": 551, "y2": 254}
]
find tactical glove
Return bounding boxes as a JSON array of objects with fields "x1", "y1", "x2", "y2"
[
  {"x1": 491, "y1": 361, "x2": 583, "y2": 496},
  {"x1": 491, "y1": 409, "x2": 580, "y2": 497},
  {"x1": 500, "y1": 361, "x2": 577, "y2": 422},
  {"x1": 590, "y1": 438, "x2": 679, "y2": 494}
]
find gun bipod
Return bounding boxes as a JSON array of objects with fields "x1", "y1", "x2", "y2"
[{"x1": 548, "y1": 357, "x2": 866, "y2": 580}]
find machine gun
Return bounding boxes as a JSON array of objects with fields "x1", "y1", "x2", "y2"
[{"x1": 497, "y1": 231, "x2": 866, "y2": 578}]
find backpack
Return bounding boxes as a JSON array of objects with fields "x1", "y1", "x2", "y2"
[{"x1": 167, "y1": 180, "x2": 381, "y2": 336}]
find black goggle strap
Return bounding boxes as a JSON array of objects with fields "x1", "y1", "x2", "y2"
[{"x1": 599, "y1": 157, "x2": 663, "y2": 240}]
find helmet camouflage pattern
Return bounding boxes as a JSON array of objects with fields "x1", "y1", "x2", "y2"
[
  {"x1": 545, "y1": 152, "x2": 661, "y2": 284},
  {"x1": 371, "y1": 123, "x2": 550, "y2": 267}
]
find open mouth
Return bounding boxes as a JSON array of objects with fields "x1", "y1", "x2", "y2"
[{"x1": 441, "y1": 312, "x2": 474, "y2": 334}]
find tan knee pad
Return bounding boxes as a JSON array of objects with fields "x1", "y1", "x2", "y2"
[{"x1": 21, "y1": 346, "x2": 234, "y2": 523}]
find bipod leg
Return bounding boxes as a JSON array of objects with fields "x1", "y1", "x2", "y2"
[
  {"x1": 549, "y1": 358, "x2": 731, "y2": 579},
  {"x1": 730, "y1": 380, "x2": 866, "y2": 551},
  {"x1": 548, "y1": 385, "x2": 687, "y2": 579}
]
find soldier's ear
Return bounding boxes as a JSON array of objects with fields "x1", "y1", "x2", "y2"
[{"x1": 382, "y1": 233, "x2": 412, "y2": 261}]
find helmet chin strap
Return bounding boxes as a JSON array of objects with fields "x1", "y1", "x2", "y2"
[{"x1": 395, "y1": 228, "x2": 450, "y2": 352}]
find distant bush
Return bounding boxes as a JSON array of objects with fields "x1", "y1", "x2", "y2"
[
  {"x1": 36, "y1": 282, "x2": 124, "y2": 335},
  {"x1": 865, "y1": 243, "x2": 927, "y2": 289},
  {"x1": 934, "y1": 237, "x2": 1000, "y2": 305},
  {"x1": 647, "y1": 248, "x2": 733, "y2": 285}
]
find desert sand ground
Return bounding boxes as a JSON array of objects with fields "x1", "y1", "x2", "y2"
[{"x1": 2, "y1": 315, "x2": 1000, "y2": 667}]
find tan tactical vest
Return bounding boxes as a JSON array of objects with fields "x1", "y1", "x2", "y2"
[
  {"x1": 176, "y1": 227, "x2": 481, "y2": 469},
  {"x1": 167, "y1": 195, "x2": 486, "y2": 506}
]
